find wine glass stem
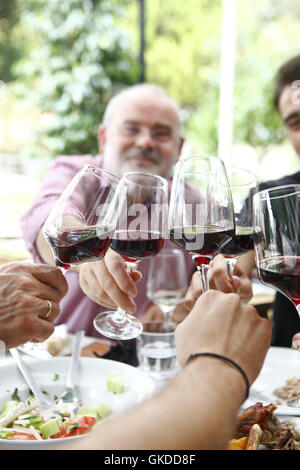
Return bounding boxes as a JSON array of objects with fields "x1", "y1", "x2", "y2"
[
  {"x1": 112, "y1": 306, "x2": 128, "y2": 322},
  {"x1": 162, "y1": 308, "x2": 173, "y2": 322},
  {"x1": 226, "y1": 257, "x2": 238, "y2": 278},
  {"x1": 198, "y1": 264, "x2": 209, "y2": 292},
  {"x1": 112, "y1": 260, "x2": 140, "y2": 321},
  {"x1": 59, "y1": 266, "x2": 69, "y2": 275}
]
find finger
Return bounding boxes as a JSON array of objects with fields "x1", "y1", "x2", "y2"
[
  {"x1": 30, "y1": 266, "x2": 68, "y2": 298},
  {"x1": 12, "y1": 269, "x2": 68, "y2": 303},
  {"x1": 184, "y1": 273, "x2": 202, "y2": 309},
  {"x1": 11, "y1": 262, "x2": 67, "y2": 294},
  {"x1": 34, "y1": 281, "x2": 66, "y2": 304},
  {"x1": 129, "y1": 270, "x2": 143, "y2": 283},
  {"x1": 231, "y1": 275, "x2": 252, "y2": 303},
  {"x1": 15, "y1": 312, "x2": 55, "y2": 345},
  {"x1": 79, "y1": 266, "x2": 117, "y2": 308},
  {"x1": 231, "y1": 276, "x2": 242, "y2": 293},
  {"x1": 19, "y1": 295, "x2": 60, "y2": 324},
  {"x1": 232, "y1": 264, "x2": 253, "y2": 302},
  {"x1": 94, "y1": 259, "x2": 137, "y2": 314},
  {"x1": 172, "y1": 303, "x2": 190, "y2": 323},
  {"x1": 105, "y1": 250, "x2": 140, "y2": 298},
  {"x1": 292, "y1": 333, "x2": 300, "y2": 350},
  {"x1": 139, "y1": 305, "x2": 164, "y2": 323},
  {"x1": 38, "y1": 299, "x2": 60, "y2": 323},
  {"x1": 209, "y1": 255, "x2": 234, "y2": 293},
  {"x1": 184, "y1": 291, "x2": 200, "y2": 310},
  {"x1": 31, "y1": 319, "x2": 55, "y2": 343}
]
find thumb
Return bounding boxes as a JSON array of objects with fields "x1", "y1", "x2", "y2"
[
  {"x1": 129, "y1": 270, "x2": 143, "y2": 283},
  {"x1": 231, "y1": 276, "x2": 241, "y2": 294}
]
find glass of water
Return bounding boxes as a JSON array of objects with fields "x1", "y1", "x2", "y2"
[
  {"x1": 136, "y1": 320, "x2": 178, "y2": 380},
  {"x1": 146, "y1": 248, "x2": 188, "y2": 321}
]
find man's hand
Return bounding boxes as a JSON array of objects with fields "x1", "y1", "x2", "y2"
[
  {"x1": 78, "y1": 248, "x2": 142, "y2": 314},
  {"x1": 184, "y1": 254, "x2": 253, "y2": 310},
  {"x1": 0, "y1": 262, "x2": 68, "y2": 349},
  {"x1": 176, "y1": 290, "x2": 272, "y2": 385}
]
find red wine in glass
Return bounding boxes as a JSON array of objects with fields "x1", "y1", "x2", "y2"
[
  {"x1": 168, "y1": 155, "x2": 235, "y2": 292},
  {"x1": 258, "y1": 256, "x2": 300, "y2": 309},
  {"x1": 26, "y1": 164, "x2": 120, "y2": 356},
  {"x1": 169, "y1": 225, "x2": 234, "y2": 266},
  {"x1": 93, "y1": 171, "x2": 169, "y2": 340},
  {"x1": 110, "y1": 230, "x2": 164, "y2": 263},
  {"x1": 45, "y1": 225, "x2": 115, "y2": 271},
  {"x1": 221, "y1": 226, "x2": 257, "y2": 258}
]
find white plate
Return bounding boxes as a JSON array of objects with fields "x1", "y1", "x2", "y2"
[
  {"x1": 244, "y1": 346, "x2": 300, "y2": 416},
  {"x1": 0, "y1": 356, "x2": 155, "y2": 448}
]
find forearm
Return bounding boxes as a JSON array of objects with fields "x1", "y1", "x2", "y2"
[{"x1": 69, "y1": 357, "x2": 245, "y2": 450}]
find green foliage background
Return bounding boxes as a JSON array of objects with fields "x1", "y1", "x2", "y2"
[
  {"x1": 1, "y1": 0, "x2": 300, "y2": 160},
  {"x1": 5, "y1": 0, "x2": 140, "y2": 157}
]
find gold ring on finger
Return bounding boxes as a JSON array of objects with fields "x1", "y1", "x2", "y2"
[{"x1": 42, "y1": 300, "x2": 52, "y2": 319}]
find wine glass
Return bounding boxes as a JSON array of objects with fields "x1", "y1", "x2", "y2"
[
  {"x1": 222, "y1": 167, "x2": 258, "y2": 276},
  {"x1": 168, "y1": 155, "x2": 235, "y2": 292},
  {"x1": 146, "y1": 248, "x2": 188, "y2": 322},
  {"x1": 253, "y1": 184, "x2": 300, "y2": 318},
  {"x1": 94, "y1": 171, "x2": 169, "y2": 340},
  {"x1": 43, "y1": 164, "x2": 122, "y2": 272},
  {"x1": 18, "y1": 165, "x2": 122, "y2": 357}
]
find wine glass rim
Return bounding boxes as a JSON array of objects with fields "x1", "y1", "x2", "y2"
[
  {"x1": 255, "y1": 183, "x2": 300, "y2": 201},
  {"x1": 82, "y1": 164, "x2": 120, "y2": 184},
  {"x1": 227, "y1": 166, "x2": 257, "y2": 187},
  {"x1": 122, "y1": 171, "x2": 168, "y2": 189},
  {"x1": 175, "y1": 155, "x2": 226, "y2": 175},
  {"x1": 180, "y1": 154, "x2": 221, "y2": 162}
]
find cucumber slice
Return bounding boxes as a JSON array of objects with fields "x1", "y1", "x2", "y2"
[
  {"x1": 27, "y1": 415, "x2": 43, "y2": 429},
  {"x1": 96, "y1": 402, "x2": 112, "y2": 418},
  {"x1": 107, "y1": 375, "x2": 124, "y2": 394},
  {"x1": 40, "y1": 418, "x2": 62, "y2": 438},
  {"x1": 0, "y1": 429, "x2": 13, "y2": 439}
]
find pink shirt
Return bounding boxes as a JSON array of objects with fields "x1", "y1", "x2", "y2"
[{"x1": 20, "y1": 155, "x2": 195, "y2": 338}]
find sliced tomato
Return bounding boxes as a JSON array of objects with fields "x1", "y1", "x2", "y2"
[
  {"x1": 51, "y1": 416, "x2": 97, "y2": 439},
  {"x1": 7, "y1": 432, "x2": 37, "y2": 441}
]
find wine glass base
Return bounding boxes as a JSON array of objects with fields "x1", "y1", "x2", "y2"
[{"x1": 93, "y1": 311, "x2": 143, "y2": 340}]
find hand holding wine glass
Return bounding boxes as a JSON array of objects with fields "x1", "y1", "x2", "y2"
[
  {"x1": 184, "y1": 253, "x2": 253, "y2": 311},
  {"x1": 20, "y1": 165, "x2": 122, "y2": 356},
  {"x1": 43, "y1": 164, "x2": 122, "y2": 272},
  {"x1": 93, "y1": 171, "x2": 169, "y2": 340},
  {"x1": 168, "y1": 155, "x2": 235, "y2": 292}
]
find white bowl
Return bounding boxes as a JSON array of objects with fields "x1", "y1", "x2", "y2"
[{"x1": 0, "y1": 356, "x2": 155, "y2": 448}]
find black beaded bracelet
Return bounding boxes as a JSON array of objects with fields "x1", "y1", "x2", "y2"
[{"x1": 186, "y1": 352, "x2": 250, "y2": 401}]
